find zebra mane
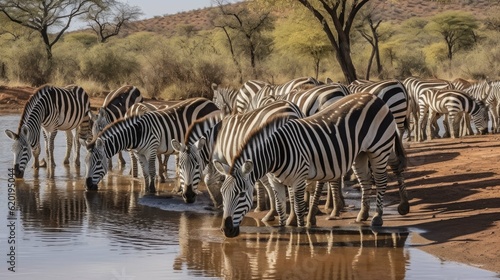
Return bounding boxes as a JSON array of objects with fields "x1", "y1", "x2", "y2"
[
  {"x1": 95, "y1": 114, "x2": 142, "y2": 141},
  {"x1": 18, "y1": 85, "x2": 51, "y2": 134},
  {"x1": 230, "y1": 113, "x2": 297, "y2": 173},
  {"x1": 184, "y1": 112, "x2": 223, "y2": 145}
]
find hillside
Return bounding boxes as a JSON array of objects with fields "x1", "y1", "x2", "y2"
[{"x1": 119, "y1": 0, "x2": 497, "y2": 37}]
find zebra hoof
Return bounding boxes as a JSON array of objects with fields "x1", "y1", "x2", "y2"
[
  {"x1": 371, "y1": 216, "x2": 383, "y2": 227},
  {"x1": 398, "y1": 202, "x2": 410, "y2": 215},
  {"x1": 63, "y1": 159, "x2": 70, "y2": 165}
]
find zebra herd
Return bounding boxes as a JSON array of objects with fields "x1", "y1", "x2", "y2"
[{"x1": 5, "y1": 75, "x2": 497, "y2": 238}]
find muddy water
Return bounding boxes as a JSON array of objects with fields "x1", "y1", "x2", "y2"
[{"x1": 0, "y1": 114, "x2": 497, "y2": 279}]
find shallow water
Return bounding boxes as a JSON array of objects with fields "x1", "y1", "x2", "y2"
[{"x1": 0, "y1": 114, "x2": 498, "y2": 279}]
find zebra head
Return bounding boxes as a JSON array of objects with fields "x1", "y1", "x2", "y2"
[
  {"x1": 472, "y1": 100, "x2": 488, "y2": 135},
  {"x1": 214, "y1": 160, "x2": 254, "y2": 238},
  {"x1": 92, "y1": 108, "x2": 109, "y2": 137},
  {"x1": 84, "y1": 138, "x2": 109, "y2": 190},
  {"x1": 211, "y1": 83, "x2": 233, "y2": 115},
  {"x1": 172, "y1": 138, "x2": 206, "y2": 203},
  {"x1": 5, "y1": 126, "x2": 32, "y2": 179}
]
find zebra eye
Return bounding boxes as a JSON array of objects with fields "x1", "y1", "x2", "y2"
[{"x1": 239, "y1": 192, "x2": 245, "y2": 198}]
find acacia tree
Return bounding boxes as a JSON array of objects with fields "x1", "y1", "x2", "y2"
[
  {"x1": 425, "y1": 11, "x2": 478, "y2": 62},
  {"x1": 257, "y1": 0, "x2": 368, "y2": 83},
  {"x1": 0, "y1": 0, "x2": 101, "y2": 60},
  {"x1": 86, "y1": 0, "x2": 142, "y2": 43},
  {"x1": 211, "y1": 0, "x2": 274, "y2": 79}
]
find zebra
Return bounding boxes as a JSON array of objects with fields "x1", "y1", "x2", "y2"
[
  {"x1": 403, "y1": 77, "x2": 454, "y2": 140},
  {"x1": 172, "y1": 100, "x2": 305, "y2": 222},
  {"x1": 463, "y1": 81, "x2": 497, "y2": 134},
  {"x1": 214, "y1": 92, "x2": 407, "y2": 237},
  {"x1": 84, "y1": 97, "x2": 220, "y2": 193},
  {"x1": 490, "y1": 81, "x2": 500, "y2": 132},
  {"x1": 91, "y1": 85, "x2": 143, "y2": 167},
  {"x1": 348, "y1": 79, "x2": 409, "y2": 138},
  {"x1": 417, "y1": 89, "x2": 488, "y2": 142},
  {"x1": 171, "y1": 112, "x2": 224, "y2": 206},
  {"x1": 452, "y1": 78, "x2": 472, "y2": 91},
  {"x1": 211, "y1": 83, "x2": 239, "y2": 116},
  {"x1": 236, "y1": 77, "x2": 319, "y2": 114},
  {"x1": 5, "y1": 85, "x2": 91, "y2": 179}
]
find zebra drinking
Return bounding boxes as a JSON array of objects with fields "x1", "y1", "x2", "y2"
[
  {"x1": 5, "y1": 85, "x2": 91, "y2": 179},
  {"x1": 214, "y1": 93, "x2": 407, "y2": 238},
  {"x1": 84, "y1": 97, "x2": 220, "y2": 192}
]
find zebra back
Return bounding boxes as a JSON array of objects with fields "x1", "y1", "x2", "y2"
[
  {"x1": 215, "y1": 100, "x2": 305, "y2": 166},
  {"x1": 452, "y1": 78, "x2": 472, "y2": 90},
  {"x1": 101, "y1": 85, "x2": 143, "y2": 122},
  {"x1": 236, "y1": 80, "x2": 269, "y2": 114},
  {"x1": 463, "y1": 80, "x2": 491, "y2": 104},
  {"x1": 348, "y1": 79, "x2": 408, "y2": 135}
]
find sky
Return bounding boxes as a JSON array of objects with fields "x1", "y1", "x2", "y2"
[{"x1": 122, "y1": 0, "x2": 234, "y2": 19}]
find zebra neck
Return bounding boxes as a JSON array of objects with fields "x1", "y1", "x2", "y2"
[
  {"x1": 102, "y1": 120, "x2": 141, "y2": 158},
  {"x1": 237, "y1": 132, "x2": 280, "y2": 184},
  {"x1": 21, "y1": 102, "x2": 46, "y2": 148}
]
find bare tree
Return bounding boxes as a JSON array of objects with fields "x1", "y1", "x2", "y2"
[
  {"x1": 211, "y1": 0, "x2": 274, "y2": 79},
  {"x1": 86, "y1": 0, "x2": 142, "y2": 43},
  {"x1": 0, "y1": 0, "x2": 101, "y2": 59},
  {"x1": 356, "y1": 4, "x2": 384, "y2": 80}
]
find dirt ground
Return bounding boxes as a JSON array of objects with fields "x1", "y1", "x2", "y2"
[{"x1": 1, "y1": 86, "x2": 499, "y2": 274}]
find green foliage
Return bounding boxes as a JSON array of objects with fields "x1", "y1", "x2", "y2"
[{"x1": 79, "y1": 43, "x2": 138, "y2": 88}]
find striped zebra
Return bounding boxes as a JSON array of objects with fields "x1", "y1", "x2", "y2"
[
  {"x1": 417, "y1": 89, "x2": 488, "y2": 142},
  {"x1": 236, "y1": 77, "x2": 319, "y2": 114},
  {"x1": 452, "y1": 78, "x2": 472, "y2": 91},
  {"x1": 403, "y1": 77, "x2": 454, "y2": 140},
  {"x1": 348, "y1": 79, "x2": 409, "y2": 137},
  {"x1": 214, "y1": 93, "x2": 407, "y2": 237},
  {"x1": 211, "y1": 83, "x2": 239, "y2": 116},
  {"x1": 5, "y1": 85, "x2": 91, "y2": 178},
  {"x1": 92, "y1": 85, "x2": 143, "y2": 167},
  {"x1": 463, "y1": 81, "x2": 497, "y2": 134},
  {"x1": 490, "y1": 81, "x2": 500, "y2": 132},
  {"x1": 84, "y1": 97, "x2": 219, "y2": 192},
  {"x1": 173, "y1": 101, "x2": 305, "y2": 222},
  {"x1": 171, "y1": 113, "x2": 224, "y2": 206}
]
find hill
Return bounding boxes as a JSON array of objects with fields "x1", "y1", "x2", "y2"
[{"x1": 119, "y1": 0, "x2": 497, "y2": 37}]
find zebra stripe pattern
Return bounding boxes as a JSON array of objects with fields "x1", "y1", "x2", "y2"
[
  {"x1": 171, "y1": 112, "x2": 224, "y2": 204},
  {"x1": 84, "y1": 97, "x2": 219, "y2": 192},
  {"x1": 5, "y1": 85, "x2": 90, "y2": 178},
  {"x1": 348, "y1": 79, "x2": 409, "y2": 137},
  {"x1": 417, "y1": 89, "x2": 488, "y2": 141},
  {"x1": 214, "y1": 93, "x2": 407, "y2": 237},
  {"x1": 403, "y1": 77, "x2": 454, "y2": 140},
  {"x1": 463, "y1": 81, "x2": 497, "y2": 133},
  {"x1": 211, "y1": 83, "x2": 239, "y2": 116},
  {"x1": 236, "y1": 77, "x2": 318, "y2": 114},
  {"x1": 92, "y1": 85, "x2": 143, "y2": 167}
]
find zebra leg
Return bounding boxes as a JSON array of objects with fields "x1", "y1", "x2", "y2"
[
  {"x1": 39, "y1": 131, "x2": 48, "y2": 168},
  {"x1": 254, "y1": 180, "x2": 265, "y2": 212},
  {"x1": 417, "y1": 105, "x2": 427, "y2": 142},
  {"x1": 389, "y1": 150, "x2": 409, "y2": 216},
  {"x1": 448, "y1": 112, "x2": 458, "y2": 139},
  {"x1": 352, "y1": 153, "x2": 371, "y2": 223},
  {"x1": 74, "y1": 128, "x2": 81, "y2": 167},
  {"x1": 286, "y1": 187, "x2": 297, "y2": 227},
  {"x1": 269, "y1": 178, "x2": 287, "y2": 226},
  {"x1": 64, "y1": 130, "x2": 73, "y2": 165},
  {"x1": 305, "y1": 181, "x2": 324, "y2": 228},
  {"x1": 261, "y1": 175, "x2": 276, "y2": 222},
  {"x1": 327, "y1": 179, "x2": 344, "y2": 220},
  {"x1": 292, "y1": 180, "x2": 307, "y2": 227},
  {"x1": 324, "y1": 182, "x2": 333, "y2": 212},
  {"x1": 138, "y1": 153, "x2": 154, "y2": 193},
  {"x1": 32, "y1": 144, "x2": 41, "y2": 170},
  {"x1": 159, "y1": 154, "x2": 167, "y2": 183},
  {"x1": 148, "y1": 153, "x2": 157, "y2": 193},
  {"x1": 47, "y1": 131, "x2": 58, "y2": 179},
  {"x1": 118, "y1": 151, "x2": 126, "y2": 167},
  {"x1": 129, "y1": 151, "x2": 139, "y2": 177},
  {"x1": 426, "y1": 111, "x2": 437, "y2": 141}
]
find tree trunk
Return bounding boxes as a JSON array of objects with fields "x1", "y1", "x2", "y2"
[{"x1": 366, "y1": 48, "x2": 375, "y2": 80}]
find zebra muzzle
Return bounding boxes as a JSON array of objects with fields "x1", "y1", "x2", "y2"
[
  {"x1": 182, "y1": 185, "x2": 197, "y2": 204},
  {"x1": 14, "y1": 164, "x2": 24, "y2": 179},
  {"x1": 221, "y1": 216, "x2": 240, "y2": 238},
  {"x1": 85, "y1": 177, "x2": 98, "y2": 191}
]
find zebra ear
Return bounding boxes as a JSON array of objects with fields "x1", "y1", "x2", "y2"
[
  {"x1": 195, "y1": 137, "x2": 206, "y2": 150},
  {"x1": 211, "y1": 83, "x2": 218, "y2": 91},
  {"x1": 20, "y1": 125, "x2": 29, "y2": 138},
  {"x1": 213, "y1": 160, "x2": 229, "y2": 175},
  {"x1": 171, "y1": 139, "x2": 185, "y2": 153},
  {"x1": 241, "y1": 161, "x2": 253, "y2": 176},
  {"x1": 5, "y1": 129, "x2": 18, "y2": 140},
  {"x1": 95, "y1": 138, "x2": 104, "y2": 149}
]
